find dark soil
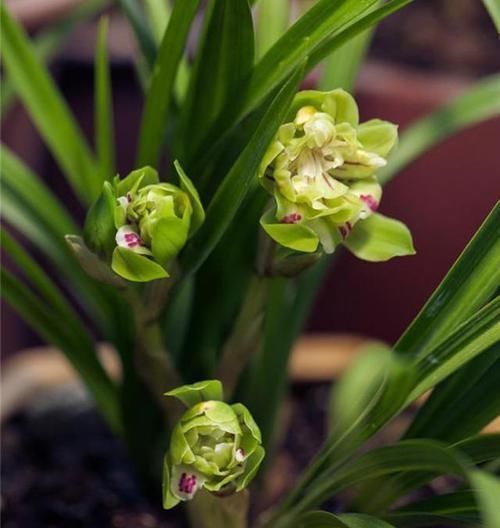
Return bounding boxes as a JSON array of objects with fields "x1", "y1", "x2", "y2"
[
  {"x1": 370, "y1": 0, "x2": 500, "y2": 77},
  {"x1": 0, "y1": 384, "x2": 332, "y2": 528}
]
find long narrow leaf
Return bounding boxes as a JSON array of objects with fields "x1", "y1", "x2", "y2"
[
  {"x1": 94, "y1": 17, "x2": 115, "y2": 182},
  {"x1": 406, "y1": 344, "x2": 500, "y2": 442},
  {"x1": 407, "y1": 296, "x2": 500, "y2": 401},
  {"x1": 0, "y1": 4, "x2": 99, "y2": 203},
  {"x1": 255, "y1": 0, "x2": 289, "y2": 60},
  {"x1": 385, "y1": 491, "x2": 480, "y2": 527},
  {"x1": 180, "y1": 64, "x2": 305, "y2": 276},
  {"x1": 176, "y1": 0, "x2": 254, "y2": 163},
  {"x1": 395, "y1": 202, "x2": 500, "y2": 360},
  {"x1": 116, "y1": 0, "x2": 157, "y2": 67},
  {"x1": 1, "y1": 269, "x2": 121, "y2": 432},
  {"x1": 135, "y1": 0, "x2": 200, "y2": 168},
  {"x1": 378, "y1": 75, "x2": 500, "y2": 185},
  {"x1": 1, "y1": 0, "x2": 110, "y2": 116}
]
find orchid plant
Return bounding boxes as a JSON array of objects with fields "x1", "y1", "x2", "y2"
[{"x1": 1, "y1": 1, "x2": 500, "y2": 527}]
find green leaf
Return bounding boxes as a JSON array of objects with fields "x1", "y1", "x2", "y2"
[
  {"x1": 165, "y1": 380, "x2": 224, "y2": 407},
  {"x1": 136, "y1": 0, "x2": 200, "y2": 168},
  {"x1": 111, "y1": 247, "x2": 169, "y2": 282},
  {"x1": 144, "y1": 0, "x2": 171, "y2": 43},
  {"x1": 180, "y1": 63, "x2": 305, "y2": 277},
  {"x1": 355, "y1": 433, "x2": 500, "y2": 514},
  {"x1": 1, "y1": 0, "x2": 111, "y2": 116},
  {"x1": 260, "y1": 210, "x2": 319, "y2": 253},
  {"x1": 298, "y1": 511, "x2": 396, "y2": 528},
  {"x1": 2, "y1": 229, "x2": 83, "y2": 324},
  {"x1": 117, "y1": 0, "x2": 157, "y2": 67},
  {"x1": 176, "y1": 0, "x2": 255, "y2": 162},
  {"x1": 318, "y1": 9, "x2": 377, "y2": 91},
  {"x1": 482, "y1": 0, "x2": 500, "y2": 33},
  {"x1": 378, "y1": 74, "x2": 500, "y2": 185},
  {"x1": 244, "y1": 0, "x2": 380, "y2": 118},
  {"x1": 469, "y1": 471, "x2": 500, "y2": 528},
  {"x1": 306, "y1": 0, "x2": 413, "y2": 72},
  {"x1": 1, "y1": 268, "x2": 121, "y2": 433},
  {"x1": 407, "y1": 296, "x2": 500, "y2": 404},
  {"x1": 286, "y1": 440, "x2": 470, "y2": 518},
  {"x1": 405, "y1": 344, "x2": 500, "y2": 442},
  {"x1": 343, "y1": 213, "x2": 415, "y2": 262},
  {"x1": 174, "y1": 160, "x2": 205, "y2": 234},
  {"x1": 255, "y1": 0, "x2": 289, "y2": 60},
  {"x1": 0, "y1": 4, "x2": 99, "y2": 203},
  {"x1": 0, "y1": 146, "x2": 112, "y2": 320},
  {"x1": 94, "y1": 17, "x2": 115, "y2": 183},
  {"x1": 395, "y1": 202, "x2": 500, "y2": 359},
  {"x1": 0, "y1": 145, "x2": 77, "y2": 236},
  {"x1": 385, "y1": 490, "x2": 480, "y2": 527}
]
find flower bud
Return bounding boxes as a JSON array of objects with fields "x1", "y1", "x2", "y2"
[
  {"x1": 259, "y1": 89, "x2": 415, "y2": 262},
  {"x1": 163, "y1": 380, "x2": 265, "y2": 509},
  {"x1": 77, "y1": 163, "x2": 204, "y2": 282}
]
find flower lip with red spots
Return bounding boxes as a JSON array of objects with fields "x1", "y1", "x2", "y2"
[
  {"x1": 281, "y1": 212, "x2": 302, "y2": 224},
  {"x1": 360, "y1": 194, "x2": 379, "y2": 212}
]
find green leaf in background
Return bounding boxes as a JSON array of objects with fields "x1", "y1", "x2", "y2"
[
  {"x1": 242, "y1": 0, "x2": 413, "y2": 124},
  {"x1": 180, "y1": 63, "x2": 305, "y2": 277},
  {"x1": 378, "y1": 74, "x2": 500, "y2": 185},
  {"x1": 255, "y1": 0, "x2": 289, "y2": 60},
  {"x1": 1, "y1": 0, "x2": 110, "y2": 116},
  {"x1": 343, "y1": 213, "x2": 415, "y2": 262},
  {"x1": 283, "y1": 440, "x2": 470, "y2": 521},
  {"x1": 298, "y1": 512, "x2": 396, "y2": 528},
  {"x1": 0, "y1": 4, "x2": 100, "y2": 203},
  {"x1": 136, "y1": 0, "x2": 200, "y2": 168},
  {"x1": 354, "y1": 433, "x2": 500, "y2": 514},
  {"x1": 144, "y1": 0, "x2": 170, "y2": 43},
  {"x1": 318, "y1": 2, "x2": 381, "y2": 91},
  {"x1": 94, "y1": 17, "x2": 115, "y2": 183},
  {"x1": 1, "y1": 269, "x2": 121, "y2": 433},
  {"x1": 385, "y1": 490, "x2": 480, "y2": 527},
  {"x1": 0, "y1": 146, "x2": 112, "y2": 320},
  {"x1": 469, "y1": 471, "x2": 500, "y2": 528},
  {"x1": 307, "y1": 0, "x2": 413, "y2": 71},
  {"x1": 116, "y1": 0, "x2": 157, "y2": 67},
  {"x1": 176, "y1": 0, "x2": 255, "y2": 163},
  {"x1": 482, "y1": 0, "x2": 500, "y2": 33}
]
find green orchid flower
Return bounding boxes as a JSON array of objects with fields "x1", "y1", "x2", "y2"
[
  {"x1": 162, "y1": 380, "x2": 265, "y2": 509},
  {"x1": 75, "y1": 162, "x2": 204, "y2": 282},
  {"x1": 258, "y1": 89, "x2": 415, "y2": 261}
]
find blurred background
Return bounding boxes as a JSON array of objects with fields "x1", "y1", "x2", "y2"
[{"x1": 2, "y1": 0, "x2": 500, "y2": 357}]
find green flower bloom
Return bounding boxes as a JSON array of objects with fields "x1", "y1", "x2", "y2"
[
  {"x1": 81, "y1": 162, "x2": 204, "y2": 282},
  {"x1": 163, "y1": 380, "x2": 265, "y2": 509},
  {"x1": 259, "y1": 89, "x2": 415, "y2": 261}
]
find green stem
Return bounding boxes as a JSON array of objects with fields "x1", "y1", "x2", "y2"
[
  {"x1": 216, "y1": 275, "x2": 270, "y2": 398},
  {"x1": 124, "y1": 285, "x2": 182, "y2": 425}
]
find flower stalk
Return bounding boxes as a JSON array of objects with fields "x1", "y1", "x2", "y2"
[{"x1": 216, "y1": 275, "x2": 270, "y2": 398}]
